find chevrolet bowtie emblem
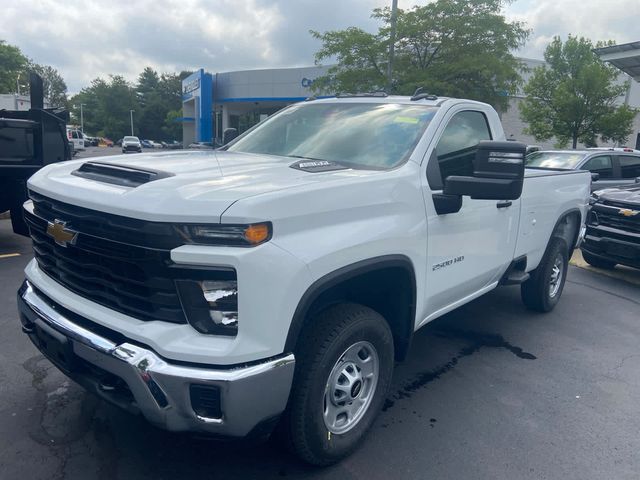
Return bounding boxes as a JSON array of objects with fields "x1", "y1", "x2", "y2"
[
  {"x1": 46, "y1": 220, "x2": 78, "y2": 247},
  {"x1": 618, "y1": 208, "x2": 639, "y2": 217}
]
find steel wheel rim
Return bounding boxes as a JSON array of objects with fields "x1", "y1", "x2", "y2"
[
  {"x1": 549, "y1": 254, "x2": 564, "y2": 298},
  {"x1": 323, "y1": 341, "x2": 379, "y2": 435}
]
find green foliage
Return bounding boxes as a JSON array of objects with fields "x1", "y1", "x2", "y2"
[
  {"x1": 0, "y1": 39, "x2": 68, "y2": 107},
  {"x1": 28, "y1": 63, "x2": 68, "y2": 108},
  {"x1": 70, "y1": 76, "x2": 137, "y2": 139},
  {"x1": 69, "y1": 69, "x2": 190, "y2": 141},
  {"x1": 0, "y1": 40, "x2": 29, "y2": 93},
  {"x1": 311, "y1": 0, "x2": 529, "y2": 110},
  {"x1": 520, "y1": 36, "x2": 636, "y2": 148}
]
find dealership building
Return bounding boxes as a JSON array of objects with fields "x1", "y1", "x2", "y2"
[{"x1": 183, "y1": 50, "x2": 640, "y2": 149}]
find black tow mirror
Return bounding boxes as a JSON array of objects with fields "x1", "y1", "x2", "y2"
[
  {"x1": 443, "y1": 140, "x2": 526, "y2": 201},
  {"x1": 591, "y1": 172, "x2": 600, "y2": 182},
  {"x1": 222, "y1": 128, "x2": 238, "y2": 145}
]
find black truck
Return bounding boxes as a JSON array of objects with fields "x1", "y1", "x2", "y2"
[
  {"x1": 582, "y1": 183, "x2": 640, "y2": 270},
  {"x1": 0, "y1": 73, "x2": 71, "y2": 236}
]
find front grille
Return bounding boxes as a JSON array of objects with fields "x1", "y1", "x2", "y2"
[
  {"x1": 29, "y1": 190, "x2": 184, "y2": 249},
  {"x1": 24, "y1": 194, "x2": 188, "y2": 324},
  {"x1": 593, "y1": 207, "x2": 640, "y2": 236}
]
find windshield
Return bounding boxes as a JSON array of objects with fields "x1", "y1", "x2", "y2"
[
  {"x1": 226, "y1": 102, "x2": 438, "y2": 169},
  {"x1": 525, "y1": 151, "x2": 587, "y2": 169},
  {"x1": 124, "y1": 136, "x2": 139, "y2": 142}
]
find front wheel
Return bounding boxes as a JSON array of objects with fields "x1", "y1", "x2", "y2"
[
  {"x1": 281, "y1": 303, "x2": 394, "y2": 465},
  {"x1": 521, "y1": 238, "x2": 569, "y2": 312}
]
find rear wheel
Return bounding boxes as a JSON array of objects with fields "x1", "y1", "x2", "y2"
[
  {"x1": 281, "y1": 303, "x2": 394, "y2": 465},
  {"x1": 581, "y1": 250, "x2": 616, "y2": 270},
  {"x1": 521, "y1": 238, "x2": 569, "y2": 312}
]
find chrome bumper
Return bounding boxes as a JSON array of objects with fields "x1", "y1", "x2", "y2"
[
  {"x1": 18, "y1": 280, "x2": 295, "y2": 437},
  {"x1": 575, "y1": 224, "x2": 587, "y2": 248}
]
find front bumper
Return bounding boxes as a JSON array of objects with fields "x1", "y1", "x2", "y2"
[
  {"x1": 18, "y1": 280, "x2": 295, "y2": 437},
  {"x1": 581, "y1": 225, "x2": 640, "y2": 269}
]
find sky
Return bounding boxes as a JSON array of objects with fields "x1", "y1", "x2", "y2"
[{"x1": 1, "y1": 0, "x2": 639, "y2": 94}]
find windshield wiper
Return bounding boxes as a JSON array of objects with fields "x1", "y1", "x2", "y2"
[{"x1": 286, "y1": 155, "x2": 327, "y2": 162}]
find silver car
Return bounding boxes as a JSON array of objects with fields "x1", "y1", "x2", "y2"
[{"x1": 526, "y1": 149, "x2": 640, "y2": 191}]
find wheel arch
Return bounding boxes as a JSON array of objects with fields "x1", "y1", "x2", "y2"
[
  {"x1": 550, "y1": 207, "x2": 582, "y2": 252},
  {"x1": 284, "y1": 255, "x2": 417, "y2": 362}
]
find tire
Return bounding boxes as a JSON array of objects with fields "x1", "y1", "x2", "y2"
[
  {"x1": 280, "y1": 303, "x2": 394, "y2": 465},
  {"x1": 521, "y1": 237, "x2": 569, "y2": 312},
  {"x1": 581, "y1": 250, "x2": 616, "y2": 269}
]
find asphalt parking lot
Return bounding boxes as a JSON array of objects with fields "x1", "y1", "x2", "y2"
[{"x1": 1, "y1": 219, "x2": 639, "y2": 480}]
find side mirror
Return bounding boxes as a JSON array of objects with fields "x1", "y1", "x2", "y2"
[
  {"x1": 635, "y1": 177, "x2": 640, "y2": 184},
  {"x1": 222, "y1": 128, "x2": 238, "y2": 145},
  {"x1": 443, "y1": 140, "x2": 526, "y2": 201},
  {"x1": 591, "y1": 172, "x2": 600, "y2": 182}
]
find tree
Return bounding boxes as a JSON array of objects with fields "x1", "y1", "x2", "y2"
[
  {"x1": 0, "y1": 40, "x2": 28, "y2": 93},
  {"x1": 69, "y1": 75, "x2": 137, "y2": 139},
  {"x1": 311, "y1": 0, "x2": 529, "y2": 110},
  {"x1": 28, "y1": 63, "x2": 68, "y2": 108},
  {"x1": 520, "y1": 36, "x2": 636, "y2": 148},
  {"x1": 68, "y1": 68, "x2": 188, "y2": 141},
  {"x1": 134, "y1": 69, "x2": 186, "y2": 140}
]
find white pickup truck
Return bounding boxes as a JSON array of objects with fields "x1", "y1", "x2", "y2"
[{"x1": 17, "y1": 94, "x2": 590, "y2": 465}]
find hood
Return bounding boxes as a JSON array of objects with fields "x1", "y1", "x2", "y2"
[
  {"x1": 594, "y1": 184, "x2": 640, "y2": 206},
  {"x1": 27, "y1": 150, "x2": 374, "y2": 223}
]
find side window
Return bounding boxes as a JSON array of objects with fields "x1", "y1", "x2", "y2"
[
  {"x1": 619, "y1": 155, "x2": 640, "y2": 179},
  {"x1": 581, "y1": 155, "x2": 613, "y2": 179},
  {"x1": 434, "y1": 111, "x2": 492, "y2": 185}
]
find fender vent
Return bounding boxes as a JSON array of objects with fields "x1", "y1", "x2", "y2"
[{"x1": 72, "y1": 161, "x2": 173, "y2": 187}]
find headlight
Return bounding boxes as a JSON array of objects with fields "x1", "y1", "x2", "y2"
[
  {"x1": 179, "y1": 222, "x2": 272, "y2": 247},
  {"x1": 176, "y1": 274, "x2": 238, "y2": 336}
]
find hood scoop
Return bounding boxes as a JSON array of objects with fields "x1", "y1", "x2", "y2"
[{"x1": 71, "y1": 161, "x2": 174, "y2": 187}]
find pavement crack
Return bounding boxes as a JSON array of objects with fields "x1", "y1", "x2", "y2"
[{"x1": 566, "y1": 279, "x2": 640, "y2": 306}]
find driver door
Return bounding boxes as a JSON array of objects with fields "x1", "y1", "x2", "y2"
[{"x1": 421, "y1": 107, "x2": 521, "y2": 321}]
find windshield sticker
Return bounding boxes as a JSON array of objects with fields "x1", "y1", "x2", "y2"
[{"x1": 394, "y1": 116, "x2": 420, "y2": 124}]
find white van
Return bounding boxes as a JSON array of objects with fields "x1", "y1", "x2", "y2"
[{"x1": 66, "y1": 127, "x2": 85, "y2": 152}]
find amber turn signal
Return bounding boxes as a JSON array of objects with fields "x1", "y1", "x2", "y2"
[{"x1": 244, "y1": 223, "x2": 271, "y2": 245}]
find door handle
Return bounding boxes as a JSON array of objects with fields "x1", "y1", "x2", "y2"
[{"x1": 496, "y1": 201, "x2": 512, "y2": 209}]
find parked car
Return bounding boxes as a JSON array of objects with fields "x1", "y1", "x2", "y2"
[
  {"x1": 188, "y1": 141, "x2": 214, "y2": 149},
  {"x1": 526, "y1": 149, "x2": 640, "y2": 191},
  {"x1": 526, "y1": 145, "x2": 542, "y2": 155},
  {"x1": 581, "y1": 183, "x2": 640, "y2": 270},
  {"x1": 121, "y1": 136, "x2": 142, "y2": 153},
  {"x1": 66, "y1": 127, "x2": 85, "y2": 152},
  {"x1": 149, "y1": 140, "x2": 163, "y2": 148},
  {"x1": 587, "y1": 147, "x2": 640, "y2": 153},
  {"x1": 99, "y1": 137, "x2": 114, "y2": 147},
  {"x1": 162, "y1": 140, "x2": 182, "y2": 149},
  {"x1": 140, "y1": 139, "x2": 154, "y2": 148},
  {"x1": 83, "y1": 134, "x2": 99, "y2": 147},
  {"x1": 17, "y1": 95, "x2": 590, "y2": 466}
]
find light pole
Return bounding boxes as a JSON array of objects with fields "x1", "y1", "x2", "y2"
[
  {"x1": 80, "y1": 103, "x2": 86, "y2": 133},
  {"x1": 386, "y1": 0, "x2": 398, "y2": 92},
  {"x1": 129, "y1": 110, "x2": 135, "y2": 135}
]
